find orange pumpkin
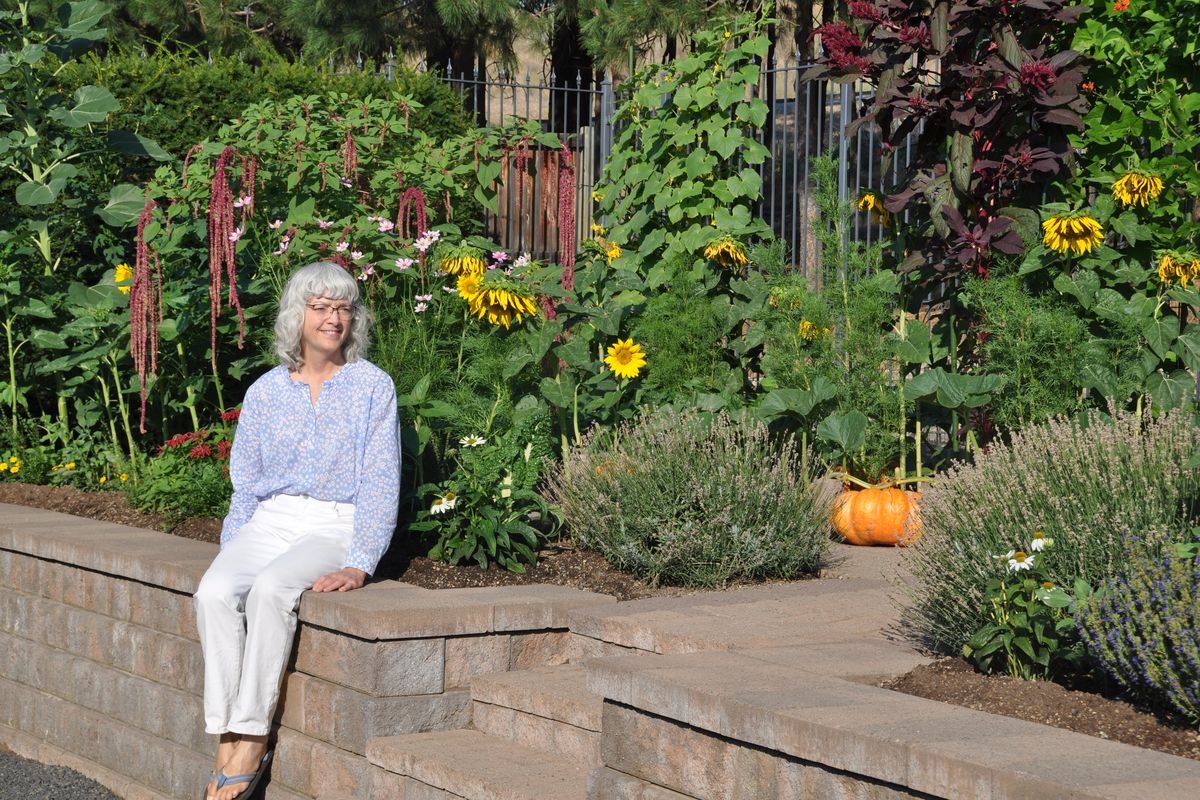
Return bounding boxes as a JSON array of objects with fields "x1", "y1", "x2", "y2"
[{"x1": 832, "y1": 487, "x2": 922, "y2": 546}]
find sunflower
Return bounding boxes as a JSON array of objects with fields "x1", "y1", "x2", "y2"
[
  {"x1": 1112, "y1": 170, "x2": 1164, "y2": 207},
  {"x1": 1157, "y1": 251, "x2": 1200, "y2": 287},
  {"x1": 857, "y1": 192, "x2": 891, "y2": 226},
  {"x1": 604, "y1": 240, "x2": 622, "y2": 263},
  {"x1": 1042, "y1": 214, "x2": 1103, "y2": 255},
  {"x1": 467, "y1": 275, "x2": 539, "y2": 329},
  {"x1": 603, "y1": 338, "x2": 647, "y2": 379},
  {"x1": 703, "y1": 236, "x2": 748, "y2": 268},
  {"x1": 797, "y1": 320, "x2": 825, "y2": 341},
  {"x1": 456, "y1": 272, "x2": 483, "y2": 304},
  {"x1": 439, "y1": 245, "x2": 487, "y2": 277},
  {"x1": 114, "y1": 263, "x2": 133, "y2": 295}
]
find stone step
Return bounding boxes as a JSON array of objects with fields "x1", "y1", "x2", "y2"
[
  {"x1": 470, "y1": 665, "x2": 602, "y2": 766},
  {"x1": 367, "y1": 729, "x2": 588, "y2": 800}
]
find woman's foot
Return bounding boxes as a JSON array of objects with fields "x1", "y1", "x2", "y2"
[
  {"x1": 205, "y1": 733, "x2": 239, "y2": 799},
  {"x1": 209, "y1": 735, "x2": 270, "y2": 800}
]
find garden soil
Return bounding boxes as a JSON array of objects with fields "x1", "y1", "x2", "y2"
[{"x1": 2, "y1": 483, "x2": 1197, "y2": 761}]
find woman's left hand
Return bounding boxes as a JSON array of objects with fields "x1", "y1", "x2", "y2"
[{"x1": 311, "y1": 567, "x2": 367, "y2": 592}]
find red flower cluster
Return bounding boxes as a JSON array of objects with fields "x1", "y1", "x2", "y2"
[
  {"x1": 1018, "y1": 60, "x2": 1057, "y2": 94},
  {"x1": 848, "y1": 1, "x2": 885, "y2": 23},
  {"x1": 220, "y1": 408, "x2": 241, "y2": 423},
  {"x1": 816, "y1": 22, "x2": 871, "y2": 73},
  {"x1": 216, "y1": 440, "x2": 232, "y2": 460},
  {"x1": 1112, "y1": 0, "x2": 1129, "y2": 11},
  {"x1": 165, "y1": 431, "x2": 206, "y2": 449},
  {"x1": 189, "y1": 443, "x2": 213, "y2": 460}
]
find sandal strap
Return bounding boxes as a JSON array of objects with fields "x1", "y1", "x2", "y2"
[{"x1": 214, "y1": 768, "x2": 257, "y2": 789}]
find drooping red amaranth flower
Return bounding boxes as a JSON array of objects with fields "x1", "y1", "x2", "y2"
[
  {"x1": 131, "y1": 198, "x2": 162, "y2": 432},
  {"x1": 815, "y1": 22, "x2": 870, "y2": 73},
  {"x1": 207, "y1": 146, "x2": 246, "y2": 372},
  {"x1": 848, "y1": 1, "x2": 885, "y2": 23},
  {"x1": 898, "y1": 24, "x2": 930, "y2": 48}
]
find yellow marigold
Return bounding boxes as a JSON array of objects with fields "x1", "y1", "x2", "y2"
[
  {"x1": 604, "y1": 338, "x2": 647, "y2": 380},
  {"x1": 114, "y1": 263, "x2": 133, "y2": 295},
  {"x1": 1042, "y1": 214, "x2": 1103, "y2": 255},
  {"x1": 439, "y1": 246, "x2": 487, "y2": 277},
  {"x1": 605, "y1": 240, "x2": 621, "y2": 263},
  {"x1": 468, "y1": 284, "x2": 538, "y2": 329},
  {"x1": 1112, "y1": 170, "x2": 1164, "y2": 207},
  {"x1": 1157, "y1": 251, "x2": 1200, "y2": 288},
  {"x1": 857, "y1": 192, "x2": 891, "y2": 226},
  {"x1": 703, "y1": 236, "x2": 748, "y2": 268},
  {"x1": 456, "y1": 272, "x2": 483, "y2": 304}
]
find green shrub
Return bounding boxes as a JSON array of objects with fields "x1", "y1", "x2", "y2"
[
  {"x1": 1076, "y1": 538, "x2": 1200, "y2": 724},
  {"x1": 544, "y1": 408, "x2": 833, "y2": 587},
  {"x1": 898, "y1": 409, "x2": 1200, "y2": 653},
  {"x1": 125, "y1": 429, "x2": 233, "y2": 523}
]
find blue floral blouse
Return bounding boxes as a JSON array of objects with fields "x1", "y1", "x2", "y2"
[{"x1": 220, "y1": 360, "x2": 401, "y2": 574}]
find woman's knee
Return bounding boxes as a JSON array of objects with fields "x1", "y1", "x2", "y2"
[
  {"x1": 194, "y1": 568, "x2": 243, "y2": 611},
  {"x1": 244, "y1": 572, "x2": 304, "y2": 614}
]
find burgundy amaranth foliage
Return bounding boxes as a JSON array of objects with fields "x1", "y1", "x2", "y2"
[
  {"x1": 207, "y1": 146, "x2": 246, "y2": 371},
  {"x1": 131, "y1": 199, "x2": 162, "y2": 432},
  {"x1": 241, "y1": 156, "x2": 257, "y2": 218},
  {"x1": 807, "y1": 0, "x2": 1088, "y2": 277},
  {"x1": 396, "y1": 185, "x2": 428, "y2": 241},
  {"x1": 341, "y1": 129, "x2": 359, "y2": 187}
]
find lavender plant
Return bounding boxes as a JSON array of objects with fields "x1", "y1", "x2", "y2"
[
  {"x1": 897, "y1": 408, "x2": 1200, "y2": 653},
  {"x1": 543, "y1": 408, "x2": 833, "y2": 587},
  {"x1": 1076, "y1": 538, "x2": 1200, "y2": 725}
]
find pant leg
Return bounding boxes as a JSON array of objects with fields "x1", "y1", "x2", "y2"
[
  {"x1": 194, "y1": 505, "x2": 294, "y2": 735},
  {"x1": 227, "y1": 497, "x2": 354, "y2": 735}
]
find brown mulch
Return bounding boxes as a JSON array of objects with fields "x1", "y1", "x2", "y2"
[
  {"x1": 884, "y1": 657, "x2": 1200, "y2": 761},
  {"x1": 3, "y1": 483, "x2": 1198, "y2": 757}
]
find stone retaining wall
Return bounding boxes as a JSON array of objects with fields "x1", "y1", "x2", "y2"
[{"x1": 0, "y1": 507, "x2": 611, "y2": 800}]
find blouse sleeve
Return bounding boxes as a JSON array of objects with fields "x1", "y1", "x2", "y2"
[
  {"x1": 220, "y1": 381, "x2": 266, "y2": 547},
  {"x1": 344, "y1": 371, "x2": 401, "y2": 574}
]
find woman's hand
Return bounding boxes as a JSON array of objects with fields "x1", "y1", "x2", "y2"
[{"x1": 311, "y1": 567, "x2": 367, "y2": 592}]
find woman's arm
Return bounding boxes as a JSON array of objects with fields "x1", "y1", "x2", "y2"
[{"x1": 342, "y1": 371, "x2": 401, "y2": 575}]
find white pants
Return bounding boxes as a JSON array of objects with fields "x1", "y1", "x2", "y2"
[{"x1": 194, "y1": 494, "x2": 354, "y2": 735}]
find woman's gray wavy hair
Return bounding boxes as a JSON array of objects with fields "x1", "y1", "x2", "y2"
[{"x1": 274, "y1": 262, "x2": 374, "y2": 370}]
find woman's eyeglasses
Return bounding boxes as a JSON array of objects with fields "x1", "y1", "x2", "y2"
[{"x1": 306, "y1": 303, "x2": 354, "y2": 320}]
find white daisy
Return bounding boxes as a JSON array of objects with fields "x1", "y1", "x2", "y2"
[
  {"x1": 459, "y1": 435, "x2": 486, "y2": 447},
  {"x1": 1028, "y1": 531, "x2": 1053, "y2": 551},
  {"x1": 430, "y1": 490, "x2": 457, "y2": 514},
  {"x1": 1007, "y1": 550, "x2": 1035, "y2": 572}
]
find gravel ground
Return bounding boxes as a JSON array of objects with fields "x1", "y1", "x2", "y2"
[{"x1": 0, "y1": 750, "x2": 120, "y2": 800}]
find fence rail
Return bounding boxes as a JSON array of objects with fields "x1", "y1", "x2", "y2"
[{"x1": 437, "y1": 60, "x2": 917, "y2": 280}]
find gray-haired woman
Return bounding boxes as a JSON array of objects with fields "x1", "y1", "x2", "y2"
[{"x1": 194, "y1": 261, "x2": 400, "y2": 800}]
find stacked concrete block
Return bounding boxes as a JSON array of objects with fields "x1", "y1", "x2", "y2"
[{"x1": 0, "y1": 508, "x2": 614, "y2": 800}]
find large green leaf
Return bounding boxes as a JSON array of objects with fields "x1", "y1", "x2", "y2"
[
  {"x1": 49, "y1": 85, "x2": 118, "y2": 128},
  {"x1": 1146, "y1": 370, "x2": 1194, "y2": 411},
  {"x1": 96, "y1": 183, "x2": 145, "y2": 226},
  {"x1": 1143, "y1": 315, "x2": 1180, "y2": 360},
  {"x1": 106, "y1": 130, "x2": 169, "y2": 161},
  {"x1": 1176, "y1": 325, "x2": 1200, "y2": 371},
  {"x1": 816, "y1": 409, "x2": 868, "y2": 452},
  {"x1": 15, "y1": 179, "x2": 63, "y2": 206}
]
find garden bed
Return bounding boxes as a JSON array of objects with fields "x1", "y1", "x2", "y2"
[{"x1": 885, "y1": 657, "x2": 1200, "y2": 761}]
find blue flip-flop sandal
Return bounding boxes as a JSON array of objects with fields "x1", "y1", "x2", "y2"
[{"x1": 209, "y1": 750, "x2": 273, "y2": 800}]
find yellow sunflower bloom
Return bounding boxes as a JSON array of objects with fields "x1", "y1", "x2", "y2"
[
  {"x1": 439, "y1": 246, "x2": 487, "y2": 277},
  {"x1": 798, "y1": 320, "x2": 823, "y2": 341},
  {"x1": 1157, "y1": 251, "x2": 1200, "y2": 288},
  {"x1": 605, "y1": 241, "x2": 621, "y2": 263},
  {"x1": 702, "y1": 236, "x2": 748, "y2": 268},
  {"x1": 468, "y1": 284, "x2": 538, "y2": 329},
  {"x1": 857, "y1": 192, "x2": 891, "y2": 226},
  {"x1": 1112, "y1": 171, "x2": 1164, "y2": 207},
  {"x1": 456, "y1": 272, "x2": 483, "y2": 304},
  {"x1": 114, "y1": 263, "x2": 133, "y2": 295},
  {"x1": 1041, "y1": 214, "x2": 1103, "y2": 255},
  {"x1": 604, "y1": 338, "x2": 647, "y2": 380}
]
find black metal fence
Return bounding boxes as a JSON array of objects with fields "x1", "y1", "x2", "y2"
[{"x1": 434, "y1": 59, "x2": 919, "y2": 279}]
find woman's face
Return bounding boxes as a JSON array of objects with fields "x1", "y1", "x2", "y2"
[{"x1": 300, "y1": 294, "x2": 353, "y2": 361}]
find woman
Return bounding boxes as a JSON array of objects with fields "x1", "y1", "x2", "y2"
[{"x1": 194, "y1": 261, "x2": 400, "y2": 800}]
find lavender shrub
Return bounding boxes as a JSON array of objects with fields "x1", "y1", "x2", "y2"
[
  {"x1": 897, "y1": 409, "x2": 1200, "y2": 653},
  {"x1": 544, "y1": 409, "x2": 832, "y2": 588},
  {"x1": 1077, "y1": 545, "x2": 1200, "y2": 725}
]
